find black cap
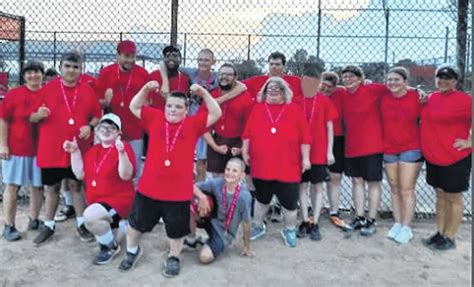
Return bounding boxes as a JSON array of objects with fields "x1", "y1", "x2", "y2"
[
  {"x1": 436, "y1": 66, "x2": 458, "y2": 80},
  {"x1": 162, "y1": 45, "x2": 181, "y2": 57}
]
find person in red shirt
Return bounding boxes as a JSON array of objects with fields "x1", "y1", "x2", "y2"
[
  {"x1": 64, "y1": 113, "x2": 135, "y2": 265},
  {"x1": 95, "y1": 40, "x2": 149, "y2": 187},
  {"x1": 296, "y1": 71, "x2": 339, "y2": 241},
  {"x1": 203, "y1": 63, "x2": 254, "y2": 176},
  {"x1": 148, "y1": 46, "x2": 191, "y2": 110},
  {"x1": 380, "y1": 67, "x2": 423, "y2": 244},
  {"x1": 29, "y1": 52, "x2": 101, "y2": 245},
  {"x1": 320, "y1": 71, "x2": 349, "y2": 230},
  {"x1": 0, "y1": 61, "x2": 45, "y2": 241},
  {"x1": 341, "y1": 65, "x2": 389, "y2": 236},
  {"x1": 242, "y1": 77, "x2": 311, "y2": 248},
  {"x1": 420, "y1": 64, "x2": 471, "y2": 251},
  {"x1": 118, "y1": 81, "x2": 221, "y2": 277}
]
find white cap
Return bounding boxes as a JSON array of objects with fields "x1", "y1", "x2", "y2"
[{"x1": 100, "y1": 113, "x2": 121, "y2": 130}]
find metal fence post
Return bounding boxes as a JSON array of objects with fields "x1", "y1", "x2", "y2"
[
  {"x1": 456, "y1": 0, "x2": 468, "y2": 89},
  {"x1": 170, "y1": 0, "x2": 179, "y2": 46},
  {"x1": 316, "y1": 0, "x2": 321, "y2": 59},
  {"x1": 53, "y1": 31, "x2": 57, "y2": 68},
  {"x1": 183, "y1": 33, "x2": 187, "y2": 66},
  {"x1": 383, "y1": 2, "x2": 390, "y2": 74},
  {"x1": 247, "y1": 34, "x2": 251, "y2": 61},
  {"x1": 19, "y1": 16, "x2": 26, "y2": 85},
  {"x1": 444, "y1": 27, "x2": 449, "y2": 62}
]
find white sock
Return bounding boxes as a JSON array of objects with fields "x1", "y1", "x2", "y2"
[
  {"x1": 127, "y1": 246, "x2": 138, "y2": 254},
  {"x1": 63, "y1": 191, "x2": 73, "y2": 206},
  {"x1": 97, "y1": 229, "x2": 114, "y2": 245},
  {"x1": 76, "y1": 216, "x2": 84, "y2": 227},
  {"x1": 44, "y1": 220, "x2": 55, "y2": 230},
  {"x1": 330, "y1": 210, "x2": 338, "y2": 216}
]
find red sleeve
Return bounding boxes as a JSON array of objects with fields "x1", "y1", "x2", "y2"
[
  {"x1": 30, "y1": 86, "x2": 46, "y2": 116},
  {"x1": 191, "y1": 109, "x2": 209, "y2": 137},
  {"x1": 94, "y1": 67, "x2": 110, "y2": 101},
  {"x1": 296, "y1": 105, "x2": 311, "y2": 144},
  {"x1": 242, "y1": 106, "x2": 256, "y2": 140},
  {"x1": 324, "y1": 96, "x2": 338, "y2": 121},
  {"x1": 2, "y1": 90, "x2": 14, "y2": 122},
  {"x1": 124, "y1": 142, "x2": 137, "y2": 176},
  {"x1": 140, "y1": 106, "x2": 160, "y2": 133},
  {"x1": 242, "y1": 92, "x2": 255, "y2": 126},
  {"x1": 367, "y1": 83, "x2": 388, "y2": 96}
]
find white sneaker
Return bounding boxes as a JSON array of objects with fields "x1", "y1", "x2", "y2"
[
  {"x1": 387, "y1": 222, "x2": 402, "y2": 240},
  {"x1": 394, "y1": 225, "x2": 413, "y2": 244}
]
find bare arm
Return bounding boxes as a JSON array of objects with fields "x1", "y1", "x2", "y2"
[
  {"x1": 191, "y1": 84, "x2": 222, "y2": 128},
  {"x1": 301, "y1": 144, "x2": 310, "y2": 172},
  {"x1": 159, "y1": 62, "x2": 170, "y2": 98},
  {"x1": 0, "y1": 119, "x2": 9, "y2": 159},
  {"x1": 242, "y1": 139, "x2": 250, "y2": 165},
  {"x1": 115, "y1": 137, "x2": 134, "y2": 180},
  {"x1": 29, "y1": 105, "x2": 50, "y2": 123},
  {"x1": 63, "y1": 138, "x2": 84, "y2": 180},
  {"x1": 242, "y1": 221, "x2": 251, "y2": 256},
  {"x1": 326, "y1": 121, "x2": 335, "y2": 165},
  {"x1": 216, "y1": 81, "x2": 247, "y2": 105},
  {"x1": 130, "y1": 81, "x2": 160, "y2": 119}
]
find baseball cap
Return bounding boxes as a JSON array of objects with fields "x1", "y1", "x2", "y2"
[
  {"x1": 100, "y1": 113, "x2": 122, "y2": 130},
  {"x1": 435, "y1": 64, "x2": 459, "y2": 80},
  {"x1": 117, "y1": 40, "x2": 137, "y2": 54}
]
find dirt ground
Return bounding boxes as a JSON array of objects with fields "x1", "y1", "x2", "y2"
[{"x1": 0, "y1": 205, "x2": 471, "y2": 287}]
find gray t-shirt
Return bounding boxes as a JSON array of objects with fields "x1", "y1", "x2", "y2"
[{"x1": 196, "y1": 177, "x2": 252, "y2": 246}]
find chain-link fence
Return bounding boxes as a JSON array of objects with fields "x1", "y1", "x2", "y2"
[{"x1": 0, "y1": 0, "x2": 472, "y2": 217}]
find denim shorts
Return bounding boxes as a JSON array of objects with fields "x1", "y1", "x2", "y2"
[{"x1": 383, "y1": 149, "x2": 422, "y2": 163}]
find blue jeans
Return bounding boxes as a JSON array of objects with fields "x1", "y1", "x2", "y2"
[{"x1": 383, "y1": 149, "x2": 422, "y2": 163}]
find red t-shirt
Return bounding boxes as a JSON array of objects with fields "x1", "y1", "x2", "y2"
[
  {"x1": 242, "y1": 102, "x2": 311, "y2": 182},
  {"x1": 342, "y1": 83, "x2": 387, "y2": 157},
  {"x1": 420, "y1": 90, "x2": 472, "y2": 166},
  {"x1": 299, "y1": 94, "x2": 338, "y2": 164},
  {"x1": 138, "y1": 106, "x2": 208, "y2": 201},
  {"x1": 95, "y1": 63, "x2": 149, "y2": 141},
  {"x1": 381, "y1": 90, "x2": 421, "y2": 154},
  {"x1": 80, "y1": 73, "x2": 97, "y2": 89},
  {"x1": 242, "y1": 74, "x2": 303, "y2": 106},
  {"x1": 2, "y1": 86, "x2": 41, "y2": 156},
  {"x1": 33, "y1": 78, "x2": 101, "y2": 168},
  {"x1": 328, "y1": 87, "x2": 345, "y2": 136},
  {"x1": 148, "y1": 71, "x2": 191, "y2": 111},
  {"x1": 84, "y1": 143, "x2": 136, "y2": 218},
  {"x1": 210, "y1": 88, "x2": 254, "y2": 138}
]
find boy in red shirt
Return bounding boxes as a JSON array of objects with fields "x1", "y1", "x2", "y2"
[
  {"x1": 30, "y1": 52, "x2": 101, "y2": 245},
  {"x1": 118, "y1": 81, "x2": 221, "y2": 277}
]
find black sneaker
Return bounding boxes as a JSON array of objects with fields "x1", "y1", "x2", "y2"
[
  {"x1": 77, "y1": 224, "x2": 94, "y2": 242},
  {"x1": 162, "y1": 256, "x2": 180, "y2": 278},
  {"x1": 118, "y1": 246, "x2": 143, "y2": 272},
  {"x1": 27, "y1": 218, "x2": 43, "y2": 231},
  {"x1": 3, "y1": 224, "x2": 21, "y2": 241},
  {"x1": 431, "y1": 236, "x2": 456, "y2": 251},
  {"x1": 183, "y1": 236, "x2": 204, "y2": 251},
  {"x1": 347, "y1": 216, "x2": 366, "y2": 231},
  {"x1": 94, "y1": 241, "x2": 121, "y2": 265},
  {"x1": 33, "y1": 225, "x2": 55, "y2": 245},
  {"x1": 54, "y1": 205, "x2": 76, "y2": 222},
  {"x1": 422, "y1": 232, "x2": 443, "y2": 247},
  {"x1": 310, "y1": 224, "x2": 322, "y2": 241},
  {"x1": 270, "y1": 204, "x2": 283, "y2": 223},
  {"x1": 297, "y1": 221, "x2": 312, "y2": 238},
  {"x1": 360, "y1": 218, "x2": 376, "y2": 236}
]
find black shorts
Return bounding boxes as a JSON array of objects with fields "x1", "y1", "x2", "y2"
[
  {"x1": 252, "y1": 178, "x2": 299, "y2": 211},
  {"x1": 95, "y1": 202, "x2": 121, "y2": 229},
  {"x1": 345, "y1": 153, "x2": 383, "y2": 182},
  {"x1": 41, "y1": 167, "x2": 78, "y2": 186},
  {"x1": 301, "y1": 165, "x2": 330, "y2": 184},
  {"x1": 206, "y1": 134, "x2": 243, "y2": 173},
  {"x1": 328, "y1": 136, "x2": 345, "y2": 174},
  {"x1": 426, "y1": 156, "x2": 471, "y2": 193},
  {"x1": 128, "y1": 192, "x2": 190, "y2": 239}
]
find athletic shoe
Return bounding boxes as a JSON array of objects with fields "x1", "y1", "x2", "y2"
[
  {"x1": 77, "y1": 224, "x2": 94, "y2": 242},
  {"x1": 360, "y1": 219, "x2": 377, "y2": 236},
  {"x1": 3, "y1": 225, "x2": 21, "y2": 241},
  {"x1": 270, "y1": 204, "x2": 283, "y2": 223},
  {"x1": 33, "y1": 225, "x2": 55, "y2": 245},
  {"x1": 387, "y1": 222, "x2": 402, "y2": 240},
  {"x1": 118, "y1": 247, "x2": 143, "y2": 272},
  {"x1": 183, "y1": 236, "x2": 204, "y2": 251},
  {"x1": 431, "y1": 236, "x2": 456, "y2": 251},
  {"x1": 54, "y1": 205, "x2": 76, "y2": 222},
  {"x1": 27, "y1": 218, "x2": 43, "y2": 231},
  {"x1": 297, "y1": 221, "x2": 312, "y2": 238},
  {"x1": 94, "y1": 241, "x2": 121, "y2": 265},
  {"x1": 347, "y1": 216, "x2": 366, "y2": 231},
  {"x1": 310, "y1": 224, "x2": 322, "y2": 241},
  {"x1": 422, "y1": 232, "x2": 443, "y2": 247},
  {"x1": 281, "y1": 228, "x2": 297, "y2": 248},
  {"x1": 250, "y1": 222, "x2": 266, "y2": 241},
  {"x1": 329, "y1": 213, "x2": 348, "y2": 229},
  {"x1": 394, "y1": 226, "x2": 413, "y2": 244},
  {"x1": 162, "y1": 256, "x2": 180, "y2": 278}
]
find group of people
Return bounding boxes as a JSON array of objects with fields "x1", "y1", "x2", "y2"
[{"x1": 0, "y1": 39, "x2": 471, "y2": 278}]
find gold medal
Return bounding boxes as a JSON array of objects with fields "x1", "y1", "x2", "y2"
[
  {"x1": 91, "y1": 180, "x2": 97, "y2": 187},
  {"x1": 164, "y1": 159, "x2": 171, "y2": 167},
  {"x1": 271, "y1": 127, "x2": 277, "y2": 134},
  {"x1": 69, "y1": 118, "x2": 75, "y2": 126},
  {"x1": 120, "y1": 102, "x2": 124, "y2": 107}
]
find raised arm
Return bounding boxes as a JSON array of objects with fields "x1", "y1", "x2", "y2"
[
  {"x1": 115, "y1": 136, "x2": 134, "y2": 180},
  {"x1": 215, "y1": 81, "x2": 247, "y2": 105},
  {"x1": 190, "y1": 84, "x2": 222, "y2": 128},
  {"x1": 130, "y1": 81, "x2": 160, "y2": 119},
  {"x1": 63, "y1": 138, "x2": 84, "y2": 180}
]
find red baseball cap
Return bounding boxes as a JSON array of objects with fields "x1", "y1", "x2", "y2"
[{"x1": 117, "y1": 40, "x2": 137, "y2": 54}]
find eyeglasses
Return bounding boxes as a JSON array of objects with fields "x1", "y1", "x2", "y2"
[
  {"x1": 63, "y1": 63, "x2": 80, "y2": 70},
  {"x1": 267, "y1": 86, "x2": 283, "y2": 92},
  {"x1": 219, "y1": 72, "x2": 235, "y2": 77}
]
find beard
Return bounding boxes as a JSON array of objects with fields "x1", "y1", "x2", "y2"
[{"x1": 219, "y1": 83, "x2": 233, "y2": 91}]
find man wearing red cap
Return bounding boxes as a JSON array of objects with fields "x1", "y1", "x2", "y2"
[{"x1": 95, "y1": 40, "x2": 149, "y2": 187}]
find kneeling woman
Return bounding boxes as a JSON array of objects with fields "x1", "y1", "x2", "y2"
[{"x1": 63, "y1": 113, "x2": 136, "y2": 264}]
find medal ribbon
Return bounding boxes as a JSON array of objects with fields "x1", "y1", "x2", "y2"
[{"x1": 221, "y1": 183, "x2": 241, "y2": 231}]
